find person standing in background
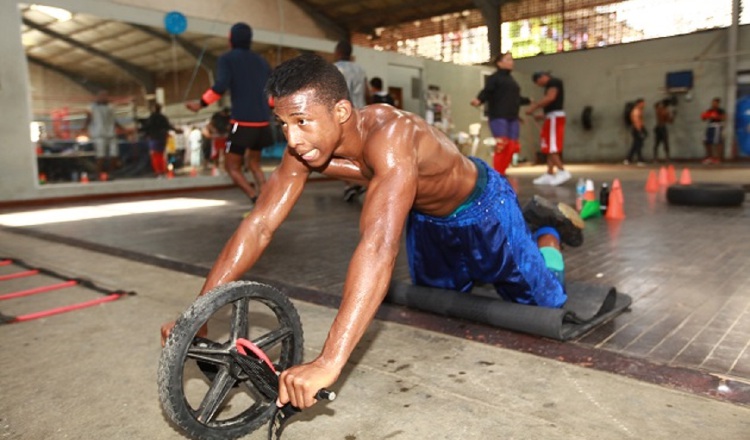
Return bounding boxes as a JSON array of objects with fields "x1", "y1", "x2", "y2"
[
  {"x1": 369, "y1": 77, "x2": 395, "y2": 106},
  {"x1": 625, "y1": 98, "x2": 647, "y2": 165},
  {"x1": 470, "y1": 52, "x2": 528, "y2": 176},
  {"x1": 525, "y1": 72, "x2": 571, "y2": 186},
  {"x1": 81, "y1": 90, "x2": 127, "y2": 178},
  {"x1": 334, "y1": 40, "x2": 371, "y2": 202},
  {"x1": 653, "y1": 99, "x2": 674, "y2": 162},
  {"x1": 186, "y1": 22, "x2": 273, "y2": 204},
  {"x1": 701, "y1": 97, "x2": 726, "y2": 164},
  {"x1": 143, "y1": 102, "x2": 180, "y2": 178},
  {"x1": 207, "y1": 107, "x2": 230, "y2": 170},
  {"x1": 333, "y1": 40, "x2": 369, "y2": 109},
  {"x1": 188, "y1": 125, "x2": 203, "y2": 169}
]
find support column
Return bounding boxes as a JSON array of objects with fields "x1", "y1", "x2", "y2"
[
  {"x1": 0, "y1": 0, "x2": 36, "y2": 201},
  {"x1": 724, "y1": 0, "x2": 739, "y2": 159},
  {"x1": 474, "y1": 0, "x2": 502, "y2": 62}
]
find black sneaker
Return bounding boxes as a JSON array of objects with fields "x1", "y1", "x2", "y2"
[{"x1": 522, "y1": 195, "x2": 584, "y2": 247}]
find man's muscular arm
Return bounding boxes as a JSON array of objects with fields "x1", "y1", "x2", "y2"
[
  {"x1": 200, "y1": 158, "x2": 308, "y2": 294},
  {"x1": 160, "y1": 152, "x2": 310, "y2": 344},
  {"x1": 277, "y1": 126, "x2": 419, "y2": 409},
  {"x1": 526, "y1": 87, "x2": 558, "y2": 115}
]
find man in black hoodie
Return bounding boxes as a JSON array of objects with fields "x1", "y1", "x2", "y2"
[
  {"x1": 186, "y1": 22, "x2": 272, "y2": 204},
  {"x1": 470, "y1": 52, "x2": 528, "y2": 175}
]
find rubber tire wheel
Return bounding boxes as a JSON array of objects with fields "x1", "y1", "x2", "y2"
[
  {"x1": 666, "y1": 183, "x2": 745, "y2": 207},
  {"x1": 158, "y1": 281, "x2": 304, "y2": 440}
]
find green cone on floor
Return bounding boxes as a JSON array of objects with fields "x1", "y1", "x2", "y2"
[{"x1": 580, "y1": 200, "x2": 601, "y2": 220}]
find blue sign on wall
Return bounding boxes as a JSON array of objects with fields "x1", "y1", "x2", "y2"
[{"x1": 737, "y1": 96, "x2": 750, "y2": 156}]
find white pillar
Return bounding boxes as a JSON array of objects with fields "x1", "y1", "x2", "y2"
[{"x1": 0, "y1": 0, "x2": 36, "y2": 201}]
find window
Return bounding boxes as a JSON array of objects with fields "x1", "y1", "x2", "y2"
[{"x1": 352, "y1": 0, "x2": 748, "y2": 64}]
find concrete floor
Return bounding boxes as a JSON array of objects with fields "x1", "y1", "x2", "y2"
[{"x1": 1, "y1": 163, "x2": 749, "y2": 439}]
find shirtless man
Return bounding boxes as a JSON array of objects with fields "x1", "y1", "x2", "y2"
[
  {"x1": 625, "y1": 98, "x2": 647, "y2": 165},
  {"x1": 161, "y1": 54, "x2": 583, "y2": 410}
]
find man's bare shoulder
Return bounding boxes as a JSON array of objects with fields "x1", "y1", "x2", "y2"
[
  {"x1": 360, "y1": 106, "x2": 428, "y2": 144},
  {"x1": 362, "y1": 104, "x2": 419, "y2": 124}
]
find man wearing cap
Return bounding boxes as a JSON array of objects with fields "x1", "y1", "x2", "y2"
[
  {"x1": 186, "y1": 22, "x2": 273, "y2": 204},
  {"x1": 526, "y1": 72, "x2": 571, "y2": 186}
]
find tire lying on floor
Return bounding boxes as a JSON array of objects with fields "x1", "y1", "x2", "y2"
[{"x1": 667, "y1": 183, "x2": 746, "y2": 207}]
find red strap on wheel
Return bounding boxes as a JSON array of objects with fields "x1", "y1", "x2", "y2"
[{"x1": 236, "y1": 338, "x2": 277, "y2": 373}]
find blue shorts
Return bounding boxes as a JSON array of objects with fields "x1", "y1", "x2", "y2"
[
  {"x1": 488, "y1": 118, "x2": 520, "y2": 140},
  {"x1": 405, "y1": 158, "x2": 566, "y2": 308}
]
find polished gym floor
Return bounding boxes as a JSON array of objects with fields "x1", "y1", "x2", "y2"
[{"x1": 1, "y1": 162, "x2": 749, "y2": 439}]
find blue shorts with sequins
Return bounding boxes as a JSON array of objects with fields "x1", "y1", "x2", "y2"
[{"x1": 405, "y1": 157, "x2": 566, "y2": 308}]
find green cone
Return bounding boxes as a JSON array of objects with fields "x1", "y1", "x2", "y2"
[{"x1": 580, "y1": 200, "x2": 601, "y2": 220}]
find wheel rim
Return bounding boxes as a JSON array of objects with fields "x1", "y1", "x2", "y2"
[{"x1": 173, "y1": 287, "x2": 302, "y2": 432}]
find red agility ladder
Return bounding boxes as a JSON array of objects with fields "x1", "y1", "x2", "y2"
[{"x1": 0, "y1": 258, "x2": 134, "y2": 324}]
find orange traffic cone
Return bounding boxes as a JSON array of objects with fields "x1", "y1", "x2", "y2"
[
  {"x1": 80, "y1": 172, "x2": 89, "y2": 184},
  {"x1": 99, "y1": 172, "x2": 108, "y2": 182},
  {"x1": 666, "y1": 165, "x2": 677, "y2": 185},
  {"x1": 605, "y1": 178, "x2": 625, "y2": 220},
  {"x1": 679, "y1": 168, "x2": 692, "y2": 185},
  {"x1": 657, "y1": 166, "x2": 668, "y2": 186},
  {"x1": 645, "y1": 170, "x2": 659, "y2": 192},
  {"x1": 189, "y1": 167, "x2": 198, "y2": 177}
]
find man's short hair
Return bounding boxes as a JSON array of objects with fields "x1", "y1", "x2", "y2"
[
  {"x1": 532, "y1": 71, "x2": 549, "y2": 82},
  {"x1": 335, "y1": 40, "x2": 353, "y2": 59},
  {"x1": 230, "y1": 23, "x2": 252, "y2": 49},
  {"x1": 493, "y1": 52, "x2": 511, "y2": 65},
  {"x1": 370, "y1": 77, "x2": 383, "y2": 90},
  {"x1": 266, "y1": 53, "x2": 349, "y2": 108}
]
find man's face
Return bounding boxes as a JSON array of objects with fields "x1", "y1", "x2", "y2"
[
  {"x1": 96, "y1": 91, "x2": 109, "y2": 104},
  {"x1": 497, "y1": 53, "x2": 514, "y2": 70},
  {"x1": 535, "y1": 75, "x2": 548, "y2": 87},
  {"x1": 274, "y1": 89, "x2": 347, "y2": 167},
  {"x1": 712, "y1": 99, "x2": 720, "y2": 109}
]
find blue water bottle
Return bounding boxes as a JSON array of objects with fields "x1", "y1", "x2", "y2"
[{"x1": 575, "y1": 178, "x2": 586, "y2": 211}]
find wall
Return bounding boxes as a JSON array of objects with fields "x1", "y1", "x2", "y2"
[
  {"x1": 1, "y1": 0, "x2": 36, "y2": 201},
  {"x1": 2, "y1": 0, "x2": 746, "y2": 202},
  {"x1": 514, "y1": 26, "x2": 750, "y2": 162},
  {"x1": 0, "y1": 0, "x2": 340, "y2": 203}
]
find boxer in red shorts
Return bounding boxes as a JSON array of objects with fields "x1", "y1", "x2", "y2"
[{"x1": 526, "y1": 72, "x2": 572, "y2": 186}]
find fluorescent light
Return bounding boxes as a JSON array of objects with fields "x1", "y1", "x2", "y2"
[
  {"x1": 29, "y1": 4, "x2": 73, "y2": 22},
  {"x1": 0, "y1": 198, "x2": 228, "y2": 227}
]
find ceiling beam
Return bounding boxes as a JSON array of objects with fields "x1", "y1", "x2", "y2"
[
  {"x1": 23, "y1": 17, "x2": 155, "y2": 93},
  {"x1": 289, "y1": 0, "x2": 349, "y2": 42},
  {"x1": 334, "y1": 0, "x2": 476, "y2": 31},
  {"x1": 473, "y1": 0, "x2": 503, "y2": 62},
  {"x1": 129, "y1": 23, "x2": 217, "y2": 73},
  {"x1": 27, "y1": 55, "x2": 105, "y2": 95}
]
